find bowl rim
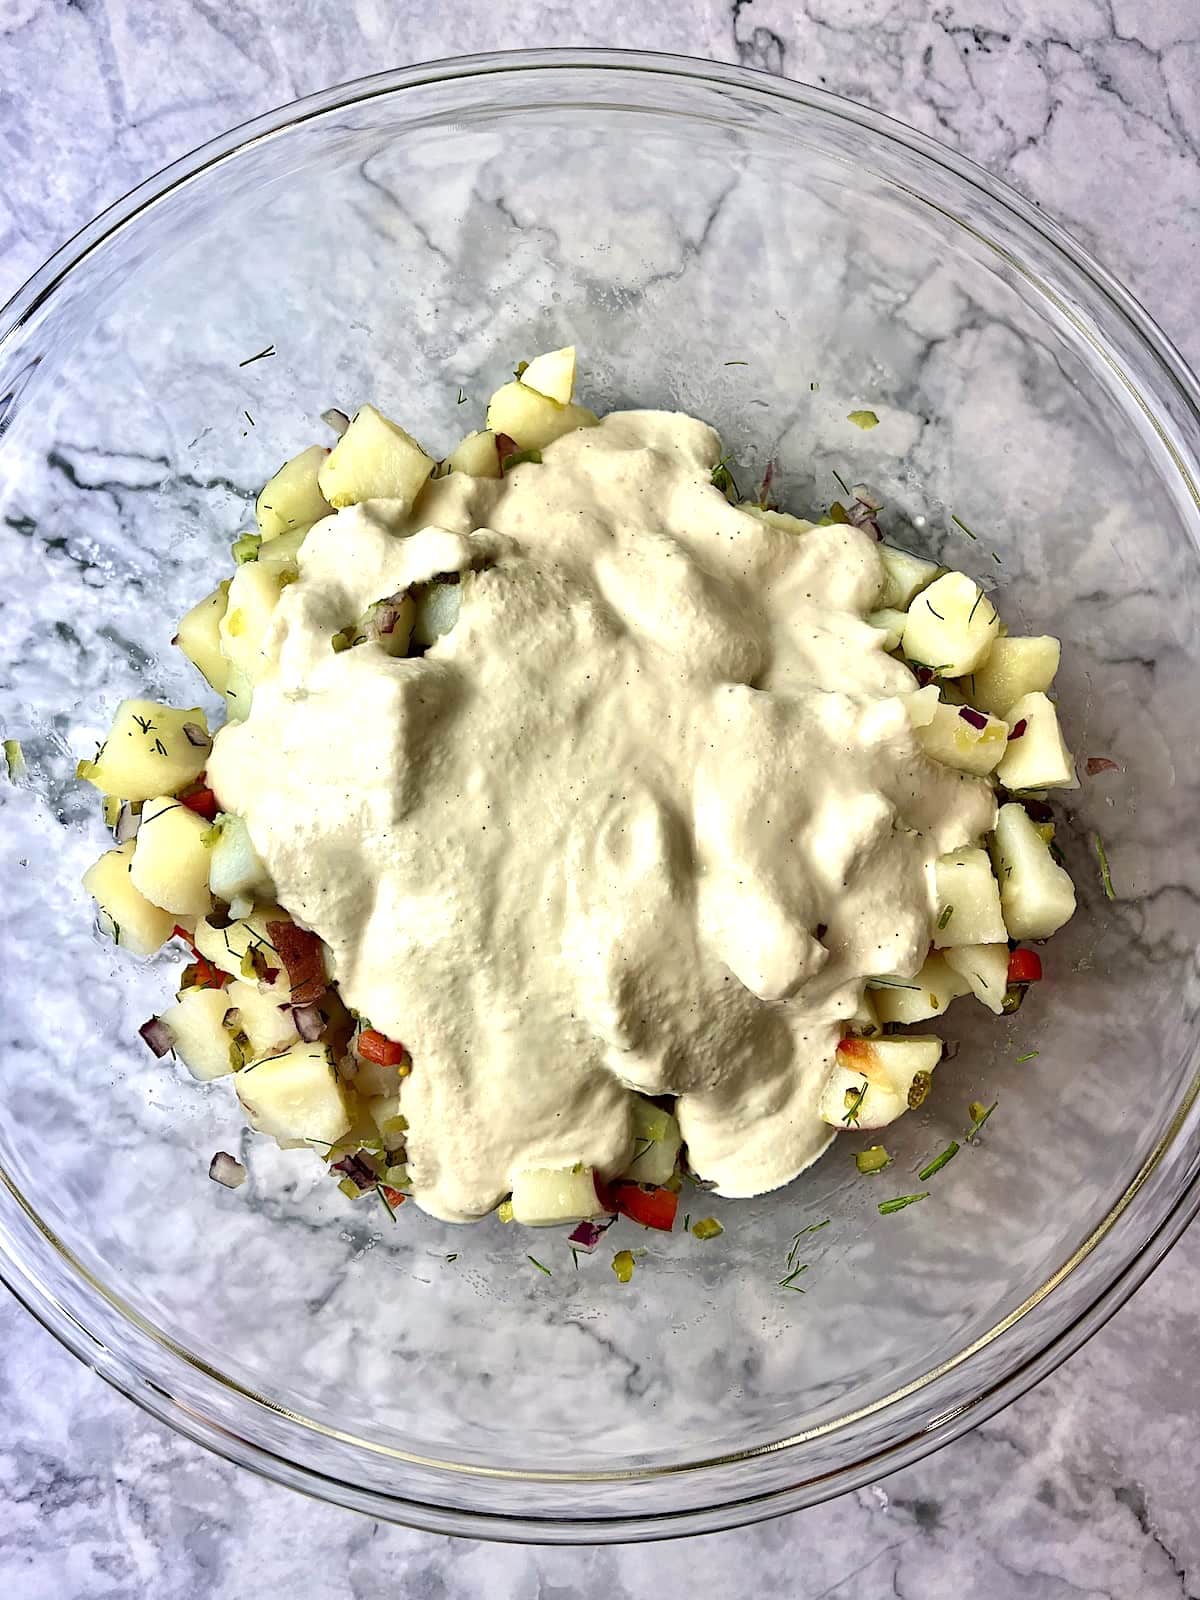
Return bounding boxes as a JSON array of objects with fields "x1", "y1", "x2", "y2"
[{"x1": 2, "y1": 46, "x2": 1199, "y2": 1543}]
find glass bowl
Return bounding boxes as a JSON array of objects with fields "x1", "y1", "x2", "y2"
[{"x1": 1, "y1": 50, "x2": 1199, "y2": 1544}]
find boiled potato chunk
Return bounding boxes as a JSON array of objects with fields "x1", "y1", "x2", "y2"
[
  {"x1": 129, "y1": 796, "x2": 214, "y2": 916},
  {"x1": 739, "y1": 503, "x2": 816, "y2": 537},
  {"x1": 818, "y1": 1035, "x2": 943, "y2": 1130},
  {"x1": 943, "y1": 942, "x2": 1010, "y2": 1016},
  {"x1": 519, "y1": 346, "x2": 577, "y2": 405},
  {"x1": 485, "y1": 380, "x2": 598, "y2": 452},
  {"x1": 878, "y1": 545, "x2": 941, "y2": 610},
  {"x1": 82, "y1": 700, "x2": 210, "y2": 802},
  {"x1": 219, "y1": 562, "x2": 286, "y2": 684},
  {"x1": 866, "y1": 607, "x2": 907, "y2": 652},
  {"x1": 82, "y1": 840, "x2": 177, "y2": 956},
  {"x1": 256, "y1": 445, "x2": 332, "y2": 539},
  {"x1": 411, "y1": 582, "x2": 461, "y2": 648},
  {"x1": 257, "y1": 525, "x2": 310, "y2": 572},
  {"x1": 224, "y1": 978, "x2": 298, "y2": 1056},
  {"x1": 933, "y1": 846, "x2": 1007, "y2": 947},
  {"x1": 235, "y1": 1042, "x2": 352, "y2": 1149},
  {"x1": 971, "y1": 635, "x2": 1060, "y2": 717},
  {"x1": 902, "y1": 571, "x2": 1000, "y2": 677},
  {"x1": 193, "y1": 904, "x2": 291, "y2": 1002},
  {"x1": 208, "y1": 813, "x2": 275, "y2": 906},
  {"x1": 916, "y1": 701, "x2": 1009, "y2": 776},
  {"x1": 446, "y1": 429, "x2": 501, "y2": 479},
  {"x1": 620, "y1": 1096, "x2": 682, "y2": 1187},
  {"x1": 317, "y1": 405, "x2": 434, "y2": 512},
  {"x1": 992, "y1": 802, "x2": 1076, "y2": 940},
  {"x1": 160, "y1": 986, "x2": 236, "y2": 1080},
  {"x1": 510, "y1": 1165, "x2": 607, "y2": 1226},
  {"x1": 995, "y1": 692, "x2": 1078, "y2": 791},
  {"x1": 176, "y1": 583, "x2": 230, "y2": 694},
  {"x1": 872, "y1": 954, "x2": 971, "y2": 1024}
]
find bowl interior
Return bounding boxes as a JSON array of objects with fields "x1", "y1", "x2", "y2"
[{"x1": 1, "y1": 59, "x2": 1198, "y2": 1532}]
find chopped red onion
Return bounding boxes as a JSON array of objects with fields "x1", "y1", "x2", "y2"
[
  {"x1": 321, "y1": 407, "x2": 351, "y2": 436},
  {"x1": 1020, "y1": 797, "x2": 1054, "y2": 823},
  {"x1": 138, "y1": 1017, "x2": 174, "y2": 1057},
  {"x1": 568, "y1": 1217, "x2": 614, "y2": 1251},
  {"x1": 222, "y1": 1006, "x2": 241, "y2": 1030},
  {"x1": 494, "y1": 432, "x2": 519, "y2": 466},
  {"x1": 331, "y1": 1153, "x2": 376, "y2": 1192},
  {"x1": 958, "y1": 707, "x2": 989, "y2": 731},
  {"x1": 293, "y1": 1003, "x2": 325, "y2": 1042},
  {"x1": 1007, "y1": 718, "x2": 1028, "y2": 740},
  {"x1": 1086, "y1": 756, "x2": 1119, "y2": 775},
  {"x1": 182, "y1": 723, "x2": 211, "y2": 748},
  {"x1": 208, "y1": 1152, "x2": 246, "y2": 1189},
  {"x1": 851, "y1": 485, "x2": 883, "y2": 512},
  {"x1": 114, "y1": 801, "x2": 140, "y2": 844}
]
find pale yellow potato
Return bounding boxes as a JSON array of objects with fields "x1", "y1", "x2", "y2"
[
  {"x1": 992, "y1": 803, "x2": 1076, "y2": 941},
  {"x1": 81, "y1": 700, "x2": 210, "y2": 803},
  {"x1": 916, "y1": 701, "x2": 1009, "y2": 776},
  {"x1": 485, "y1": 380, "x2": 598, "y2": 452},
  {"x1": 995, "y1": 691, "x2": 1078, "y2": 791},
  {"x1": 519, "y1": 346, "x2": 576, "y2": 405},
  {"x1": 971, "y1": 635, "x2": 1060, "y2": 717},
  {"x1": 446, "y1": 429, "x2": 501, "y2": 479},
  {"x1": 176, "y1": 583, "x2": 230, "y2": 694},
  {"x1": 224, "y1": 978, "x2": 298, "y2": 1057},
  {"x1": 933, "y1": 846, "x2": 1007, "y2": 947},
  {"x1": 235, "y1": 1042, "x2": 352, "y2": 1149},
  {"x1": 82, "y1": 840, "x2": 176, "y2": 956},
  {"x1": 317, "y1": 405, "x2": 434, "y2": 512},
  {"x1": 160, "y1": 986, "x2": 236, "y2": 1081},
  {"x1": 129, "y1": 796, "x2": 214, "y2": 916},
  {"x1": 902, "y1": 571, "x2": 1001, "y2": 677},
  {"x1": 256, "y1": 445, "x2": 332, "y2": 539}
]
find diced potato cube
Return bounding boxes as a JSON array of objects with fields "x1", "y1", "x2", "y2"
[
  {"x1": 446, "y1": 429, "x2": 501, "y2": 479},
  {"x1": 620, "y1": 1096, "x2": 682, "y2": 1187},
  {"x1": 257, "y1": 525, "x2": 310, "y2": 571},
  {"x1": 223, "y1": 663, "x2": 255, "y2": 722},
  {"x1": 219, "y1": 562, "x2": 286, "y2": 684},
  {"x1": 917, "y1": 701, "x2": 1009, "y2": 775},
  {"x1": 933, "y1": 846, "x2": 1007, "y2": 947},
  {"x1": 739, "y1": 503, "x2": 815, "y2": 536},
  {"x1": 81, "y1": 700, "x2": 210, "y2": 802},
  {"x1": 519, "y1": 346, "x2": 577, "y2": 405},
  {"x1": 208, "y1": 813, "x2": 275, "y2": 906},
  {"x1": 992, "y1": 802, "x2": 1076, "y2": 940},
  {"x1": 235, "y1": 1042, "x2": 352, "y2": 1149},
  {"x1": 943, "y1": 943, "x2": 1010, "y2": 1016},
  {"x1": 878, "y1": 545, "x2": 941, "y2": 609},
  {"x1": 176, "y1": 583, "x2": 231, "y2": 694},
  {"x1": 866, "y1": 607, "x2": 907, "y2": 651},
  {"x1": 902, "y1": 571, "x2": 1001, "y2": 677},
  {"x1": 256, "y1": 445, "x2": 332, "y2": 539},
  {"x1": 510, "y1": 1166, "x2": 607, "y2": 1227},
  {"x1": 485, "y1": 380, "x2": 598, "y2": 452},
  {"x1": 160, "y1": 986, "x2": 237, "y2": 1080},
  {"x1": 129, "y1": 795, "x2": 214, "y2": 916},
  {"x1": 971, "y1": 635, "x2": 1061, "y2": 717},
  {"x1": 317, "y1": 405, "x2": 434, "y2": 512},
  {"x1": 82, "y1": 840, "x2": 177, "y2": 957},
  {"x1": 818, "y1": 1035, "x2": 943, "y2": 1130},
  {"x1": 364, "y1": 1092, "x2": 406, "y2": 1148},
  {"x1": 223, "y1": 978, "x2": 298, "y2": 1056},
  {"x1": 872, "y1": 954, "x2": 971, "y2": 1024},
  {"x1": 411, "y1": 582, "x2": 461, "y2": 648},
  {"x1": 193, "y1": 904, "x2": 291, "y2": 1002},
  {"x1": 995, "y1": 692, "x2": 1077, "y2": 791}
]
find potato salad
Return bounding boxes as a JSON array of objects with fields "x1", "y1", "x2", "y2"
[{"x1": 78, "y1": 348, "x2": 1077, "y2": 1239}]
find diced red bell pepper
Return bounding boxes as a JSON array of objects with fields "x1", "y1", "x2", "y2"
[
  {"x1": 266, "y1": 920, "x2": 327, "y2": 1005},
  {"x1": 181, "y1": 956, "x2": 229, "y2": 991},
  {"x1": 380, "y1": 1186, "x2": 407, "y2": 1209},
  {"x1": 181, "y1": 786, "x2": 219, "y2": 821},
  {"x1": 613, "y1": 1182, "x2": 679, "y2": 1232},
  {"x1": 357, "y1": 1028, "x2": 407, "y2": 1067},
  {"x1": 173, "y1": 924, "x2": 199, "y2": 952},
  {"x1": 1007, "y1": 948, "x2": 1043, "y2": 985}
]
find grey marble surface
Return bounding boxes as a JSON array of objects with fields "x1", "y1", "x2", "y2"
[{"x1": 1, "y1": 1, "x2": 1198, "y2": 1595}]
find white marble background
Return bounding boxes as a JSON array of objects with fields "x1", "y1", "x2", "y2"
[{"x1": 1, "y1": 2, "x2": 1198, "y2": 1595}]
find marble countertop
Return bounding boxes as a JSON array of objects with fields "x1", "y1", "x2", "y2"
[{"x1": 1, "y1": 3, "x2": 1198, "y2": 1595}]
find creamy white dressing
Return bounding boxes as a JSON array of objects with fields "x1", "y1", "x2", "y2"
[{"x1": 208, "y1": 412, "x2": 995, "y2": 1221}]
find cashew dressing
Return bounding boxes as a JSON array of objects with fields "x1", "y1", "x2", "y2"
[{"x1": 208, "y1": 412, "x2": 994, "y2": 1221}]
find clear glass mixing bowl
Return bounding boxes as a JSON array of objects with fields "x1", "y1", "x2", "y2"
[{"x1": 1, "y1": 51, "x2": 1198, "y2": 1543}]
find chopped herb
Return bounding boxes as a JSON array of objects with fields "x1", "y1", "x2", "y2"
[
  {"x1": 612, "y1": 1248, "x2": 636, "y2": 1284},
  {"x1": 527, "y1": 1254, "x2": 551, "y2": 1276},
  {"x1": 1001, "y1": 983, "x2": 1027, "y2": 1014},
  {"x1": 1016, "y1": 1050, "x2": 1039, "y2": 1063},
  {"x1": 682, "y1": 1212, "x2": 691, "y2": 1233},
  {"x1": 801, "y1": 1218, "x2": 830, "y2": 1234},
  {"x1": 3, "y1": 739, "x2": 25, "y2": 781},
  {"x1": 152, "y1": 738, "x2": 168, "y2": 757},
  {"x1": 502, "y1": 447, "x2": 542, "y2": 471},
  {"x1": 918, "y1": 1142, "x2": 960, "y2": 1181},
  {"x1": 847, "y1": 409, "x2": 880, "y2": 430},
  {"x1": 778, "y1": 1265, "x2": 809, "y2": 1291},
  {"x1": 866, "y1": 976, "x2": 920, "y2": 991},
  {"x1": 132, "y1": 714, "x2": 155, "y2": 734},
  {"x1": 951, "y1": 513, "x2": 978, "y2": 541},
  {"x1": 832, "y1": 468, "x2": 850, "y2": 496},
  {"x1": 825, "y1": 500, "x2": 851, "y2": 525},
  {"x1": 239, "y1": 344, "x2": 276, "y2": 367},
  {"x1": 937, "y1": 904, "x2": 955, "y2": 930},
  {"x1": 445, "y1": 1253, "x2": 458, "y2": 1262},
  {"x1": 907, "y1": 1070, "x2": 933, "y2": 1110},
  {"x1": 691, "y1": 1216, "x2": 723, "y2": 1240},
  {"x1": 925, "y1": 599, "x2": 946, "y2": 620},
  {"x1": 842, "y1": 1079, "x2": 869, "y2": 1126},
  {"x1": 456, "y1": 388, "x2": 467, "y2": 405},
  {"x1": 968, "y1": 589, "x2": 985, "y2": 625},
  {"x1": 513, "y1": 359, "x2": 529, "y2": 379},
  {"x1": 991, "y1": 551, "x2": 1003, "y2": 564},
  {"x1": 965, "y1": 1100, "x2": 998, "y2": 1142},
  {"x1": 810, "y1": 381, "x2": 819, "y2": 391},
  {"x1": 711, "y1": 455, "x2": 739, "y2": 498},
  {"x1": 855, "y1": 1145, "x2": 891, "y2": 1175},
  {"x1": 1093, "y1": 833, "x2": 1116, "y2": 900},
  {"x1": 723, "y1": 359, "x2": 748, "y2": 366},
  {"x1": 244, "y1": 411, "x2": 255, "y2": 427},
  {"x1": 878, "y1": 1192, "x2": 929, "y2": 1214}
]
